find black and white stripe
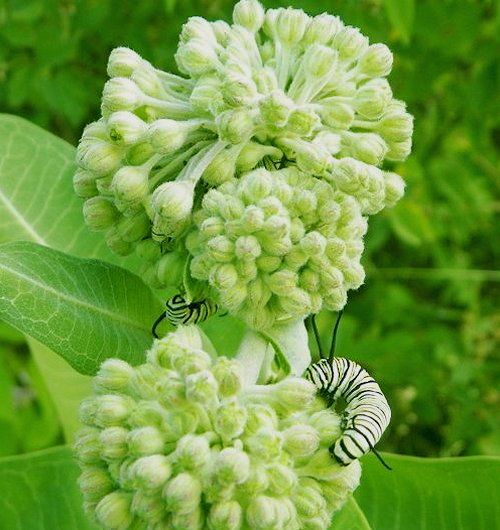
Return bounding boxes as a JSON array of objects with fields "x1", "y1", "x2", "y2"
[
  {"x1": 165, "y1": 294, "x2": 218, "y2": 326},
  {"x1": 305, "y1": 357, "x2": 391, "y2": 466}
]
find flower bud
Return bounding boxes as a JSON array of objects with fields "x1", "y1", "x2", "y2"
[
  {"x1": 378, "y1": 109, "x2": 414, "y2": 143},
  {"x1": 273, "y1": 377, "x2": 316, "y2": 412},
  {"x1": 319, "y1": 102, "x2": 355, "y2": 129},
  {"x1": 99, "y1": 426, "x2": 129, "y2": 460},
  {"x1": 94, "y1": 394, "x2": 133, "y2": 427},
  {"x1": 267, "y1": 463, "x2": 298, "y2": 495},
  {"x1": 105, "y1": 226, "x2": 134, "y2": 256},
  {"x1": 209, "y1": 263, "x2": 239, "y2": 291},
  {"x1": 215, "y1": 447, "x2": 250, "y2": 485},
  {"x1": 217, "y1": 109, "x2": 254, "y2": 144},
  {"x1": 383, "y1": 171, "x2": 405, "y2": 206},
  {"x1": 386, "y1": 138, "x2": 412, "y2": 161},
  {"x1": 78, "y1": 466, "x2": 114, "y2": 502},
  {"x1": 185, "y1": 370, "x2": 219, "y2": 403},
  {"x1": 156, "y1": 251, "x2": 186, "y2": 287},
  {"x1": 214, "y1": 400, "x2": 248, "y2": 440},
  {"x1": 341, "y1": 131, "x2": 387, "y2": 166},
  {"x1": 304, "y1": 44, "x2": 337, "y2": 78},
  {"x1": 152, "y1": 180, "x2": 194, "y2": 225},
  {"x1": 94, "y1": 359, "x2": 134, "y2": 394},
  {"x1": 203, "y1": 145, "x2": 240, "y2": 186},
  {"x1": 83, "y1": 197, "x2": 119, "y2": 231},
  {"x1": 333, "y1": 26, "x2": 369, "y2": 60},
  {"x1": 190, "y1": 75, "x2": 223, "y2": 113},
  {"x1": 102, "y1": 77, "x2": 144, "y2": 113},
  {"x1": 74, "y1": 427, "x2": 101, "y2": 463},
  {"x1": 73, "y1": 168, "x2": 98, "y2": 198},
  {"x1": 233, "y1": 0, "x2": 265, "y2": 33},
  {"x1": 303, "y1": 13, "x2": 342, "y2": 45},
  {"x1": 358, "y1": 43, "x2": 393, "y2": 78},
  {"x1": 107, "y1": 111, "x2": 147, "y2": 144},
  {"x1": 117, "y1": 212, "x2": 150, "y2": 243},
  {"x1": 246, "y1": 496, "x2": 286, "y2": 529},
  {"x1": 130, "y1": 454, "x2": 172, "y2": 490},
  {"x1": 286, "y1": 107, "x2": 320, "y2": 136},
  {"x1": 293, "y1": 484, "x2": 326, "y2": 517},
  {"x1": 355, "y1": 78, "x2": 392, "y2": 120},
  {"x1": 176, "y1": 38, "x2": 219, "y2": 76},
  {"x1": 180, "y1": 16, "x2": 217, "y2": 44},
  {"x1": 77, "y1": 139, "x2": 123, "y2": 176},
  {"x1": 222, "y1": 74, "x2": 258, "y2": 107},
  {"x1": 95, "y1": 491, "x2": 133, "y2": 530},
  {"x1": 107, "y1": 47, "x2": 143, "y2": 78},
  {"x1": 111, "y1": 166, "x2": 149, "y2": 210},
  {"x1": 208, "y1": 500, "x2": 242, "y2": 530},
  {"x1": 276, "y1": 8, "x2": 309, "y2": 44},
  {"x1": 259, "y1": 90, "x2": 294, "y2": 127},
  {"x1": 148, "y1": 119, "x2": 190, "y2": 155},
  {"x1": 164, "y1": 472, "x2": 202, "y2": 515},
  {"x1": 307, "y1": 409, "x2": 341, "y2": 443},
  {"x1": 283, "y1": 424, "x2": 320, "y2": 457},
  {"x1": 236, "y1": 142, "x2": 282, "y2": 172},
  {"x1": 212, "y1": 358, "x2": 243, "y2": 396},
  {"x1": 128, "y1": 426, "x2": 164, "y2": 456},
  {"x1": 175, "y1": 434, "x2": 211, "y2": 469}
]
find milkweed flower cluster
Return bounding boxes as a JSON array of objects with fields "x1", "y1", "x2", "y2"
[
  {"x1": 187, "y1": 166, "x2": 369, "y2": 329},
  {"x1": 73, "y1": 0, "x2": 412, "y2": 322},
  {"x1": 75, "y1": 326, "x2": 361, "y2": 530}
]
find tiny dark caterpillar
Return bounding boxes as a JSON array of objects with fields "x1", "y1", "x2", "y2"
[
  {"x1": 305, "y1": 313, "x2": 392, "y2": 469},
  {"x1": 152, "y1": 294, "x2": 218, "y2": 338}
]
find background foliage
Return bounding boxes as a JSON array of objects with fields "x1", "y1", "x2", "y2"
[{"x1": 0, "y1": 0, "x2": 498, "y2": 466}]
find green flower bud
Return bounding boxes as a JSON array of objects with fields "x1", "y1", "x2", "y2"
[
  {"x1": 214, "y1": 447, "x2": 250, "y2": 485},
  {"x1": 100, "y1": 426, "x2": 129, "y2": 460},
  {"x1": 148, "y1": 119, "x2": 191, "y2": 155},
  {"x1": 111, "y1": 166, "x2": 149, "y2": 210},
  {"x1": 358, "y1": 43, "x2": 393, "y2": 78},
  {"x1": 74, "y1": 426, "x2": 101, "y2": 463},
  {"x1": 156, "y1": 251, "x2": 186, "y2": 287},
  {"x1": 78, "y1": 466, "x2": 114, "y2": 502},
  {"x1": 332, "y1": 26, "x2": 369, "y2": 60},
  {"x1": 355, "y1": 78, "x2": 392, "y2": 120},
  {"x1": 102, "y1": 77, "x2": 144, "y2": 113},
  {"x1": 83, "y1": 197, "x2": 119, "y2": 231},
  {"x1": 128, "y1": 426, "x2": 165, "y2": 456},
  {"x1": 93, "y1": 394, "x2": 133, "y2": 427},
  {"x1": 126, "y1": 140, "x2": 156, "y2": 166},
  {"x1": 152, "y1": 181, "x2": 194, "y2": 230},
  {"x1": 378, "y1": 108, "x2": 414, "y2": 143},
  {"x1": 307, "y1": 409, "x2": 341, "y2": 443},
  {"x1": 107, "y1": 111, "x2": 147, "y2": 144},
  {"x1": 217, "y1": 109, "x2": 254, "y2": 144},
  {"x1": 267, "y1": 463, "x2": 298, "y2": 495},
  {"x1": 246, "y1": 495, "x2": 289, "y2": 529},
  {"x1": 94, "y1": 359, "x2": 134, "y2": 394},
  {"x1": 283, "y1": 424, "x2": 320, "y2": 457},
  {"x1": 107, "y1": 47, "x2": 144, "y2": 78},
  {"x1": 116, "y1": 211, "x2": 150, "y2": 242},
  {"x1": 259, "y1": 90, "x2": 294, "y2": 127},
  {"x1": 95, "y1": 491, "x2": 133, "y2": 530},
  {"x1": 190, "y1": 75, "x2": 223, "y2": 113},
  {"x1": 222, "y1": 74, "x2": 258, "y2": 107},
  {"x1": 303, "y1": 13, "x2": 342, "y2": 46},
  {"x1": 203, "y1": 145, "x2": 241, "y2": 186},
  {"x1": 341, "y1": 131, "x2": 388, "y2": 166},
  {"x1": 105, "y1": 226, "x2": 134, "y2": 256},
  {"x1": 386, "y1": 137, "x2": 412, "y2": 161},
  {"x1": 131, "y1": 490, "x2": 165, "y2": 524},
  {"x1": 77, "y1": 139, "x2": 124, "y2": 176},
  {"x1": 185, "y1": 370, "x2": 219, "y2": 403},
  {"x1": 319, "y1": 102, "x2": 355, "y2": 129},
  {"x1": 73, "y1": 168, "x2": 98, "y2": 198},
  {"x1": 233, "y1": 0, "x2": 265, "y2": 33},
  {"x1": 130, "y1": 454, "x2": 172, "y2": 490},
  {"x1": 208, "y1": 500, "x2": 242, "y2": 530},
  {"x1": 276, "y1": 8, "x2": 309, "y2": 44},
  {"x1": 383, "y1": 171, "x2": 405, "y2": 207},
  {"x1": 304, "y1": 44, "x2": 338, "y2": 78},
  {"x1": 212, "y1": 357, "x2": 243, "y2": 397},
  {"x1": 180, "y1": 16, "x2": 217, "y2": 44},
  {"x1": 287, "y1": 107, "x2": 321, "y2": 136},
  {"x1": 236, "y1": 142, "x2": 282, "y2": 173},
  {"x1": 176, "y1": 38, "x2": 219, "y2": 77},
  {"x1": 164, "y1": 472, "x2": 202, "y2": 514},
  {"x1": 214, "y1": 400, "x2": 248, "y2": 440},
  {"x1": 175, "y1": 435, "x2": 211, "y2": 469}
]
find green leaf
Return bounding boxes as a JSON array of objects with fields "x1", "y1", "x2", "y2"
[
  {"x1": 355, "y1": 453, "x2": 500, "y2": 530},
  {"x1": 384, "y1": 0, "x2": 415, "y2": 44},
  {"x1": 0, "y1": 241, "x2": 162, "y2": 375},
  {"x1": 0, "y1": 445, "x2": 97, "y2": 530},
  {"x1": 331, "y1": 497, "x2": 373, "y2": 529},
  {"x1": 0, "y1": 114, "x2": 116, "y2": 261}
]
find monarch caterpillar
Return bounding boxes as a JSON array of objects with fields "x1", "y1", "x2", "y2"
[
  {"x1": 305, "y1": 313, "x2": 392, "y2": 469},
  {"x1": 152, "y1": 294, "x2": 218, "y2": 338}
]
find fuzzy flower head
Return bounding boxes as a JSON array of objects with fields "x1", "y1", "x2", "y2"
[
  {"x1": 74, "y1": 0, "x2": 412, "y2": 317},
  {"x1": 187, "y1": 166, "x2": 378, "y2": 329},
  {"x1": 75, "y1": 326, "x2": 360, "y2": 530}
]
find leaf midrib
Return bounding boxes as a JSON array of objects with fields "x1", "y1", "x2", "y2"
[{"x1": 0, "y1": 260, "x2": 150, "y2": 335}]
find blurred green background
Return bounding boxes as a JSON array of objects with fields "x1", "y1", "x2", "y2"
[{"x1": 0, "y1": 0, "x2": 498, "y2": 458}]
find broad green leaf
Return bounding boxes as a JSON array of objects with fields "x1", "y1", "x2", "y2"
[
  {"x1": 331, "y1": 497, "x2": 373, "y2": 529},
  {"x1": 0, "y1": 445, "x2": 97, "y2": 530},
  {"x1": 0, "y1": 241, "x2": 162, "y2": 375},
  {"x1": 28, "y1": 338, "x2": 92, "y2": 441},
  {"x1": 384, "y1": 0, "x2": 415, "y2": 44},
  {"x1": 0, "y1": 114, "x2": 115, "y2": 261},
  {"x1": 355, "y1": 453, "x2": 500, "y2": 530}
]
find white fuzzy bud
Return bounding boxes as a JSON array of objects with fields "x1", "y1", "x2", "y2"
[
  {"x1": 111, "y1": 166, "x2": 149, "y2": 210},
  {"x1": 102, "y1": 77, "x2": 144, "y2": 113},
  {"x1": 164, "y1": 472, "x2": 202, "y2": 515},
  {"x1": 107, "y1": 47, "x2": 144, "y2": 78},
  {"x1": 107, "y1": 111, "x2": 147, "y2": 144},
  {"x1": 233, "y1": 0, "x2": 265, "y2": 33},
  {"x1": 358, "y1": 43, "x2": 393, "y2": 78},
  {"x1": 95, "y1": 491, "x2": 133, "y2": 530}
]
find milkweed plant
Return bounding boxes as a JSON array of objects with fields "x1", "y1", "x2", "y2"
[{"x1": 72, "y1": 0, "x2": 413, "y2": 528}]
